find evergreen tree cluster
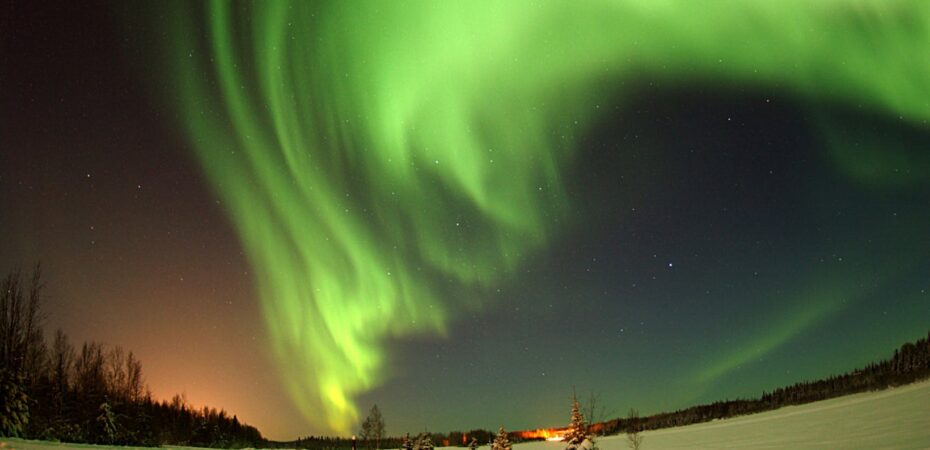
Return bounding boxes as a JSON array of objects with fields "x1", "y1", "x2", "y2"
[
  {"x1": 287, "y1": 429, "x2": 499, "y2": 450},
  {"x1": 290, "y1": 435, "x2": 368, "y2": 450},
  {"x1": 0, "y1": 267, "x2": 263, "y2": 447},
  {"x1": 597, "y1": 331, "x2": 930, "y2": 435},
  {"x1": 289, "y1": 433, "x2": 422, "y2": 450}
]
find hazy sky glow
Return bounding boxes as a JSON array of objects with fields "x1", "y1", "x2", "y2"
[{"x1": 2, "y1": 0, "x2": 929, "y2": 440}]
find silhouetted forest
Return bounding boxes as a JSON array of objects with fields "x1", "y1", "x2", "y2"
[
  {"x1": 595, "y1": 330, "x2": 930, "y2": 435},
  {"x1": 0, "y1": 267, "x2": 263, "y2": 447},
  {"x1": 277, "y1": 429, "x2": 502, "y2": 450}
]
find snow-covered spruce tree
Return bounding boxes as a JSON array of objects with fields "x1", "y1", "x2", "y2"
[
  {"x1": 96, "y1": 398, "x2": 118, "y2": 444},
  {"x1": 492, "y1": 427, "x2": 512, "y2": 450},
  {"x1": 402, "y1": 433, "x2": 414, "y2": 450},
  {"x1": 0, "y1": 369, "x2": 29, "y2": 437},
  {"x1": 564, "y1": 393, "x2": 589, "y2": 450},
  {"x1": 0, "y1": 268, "x2": 44, "y2": 438},
  {"x1": 414, "y1": 432, "x2": 434, "y2": 450}
]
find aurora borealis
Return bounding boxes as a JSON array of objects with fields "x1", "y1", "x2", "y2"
[{"x1": 2, "y1": 0, "x2": 929, "y2": 440}]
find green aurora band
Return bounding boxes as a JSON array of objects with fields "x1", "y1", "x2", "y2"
[{"x1": 158, "y1": 0, "x2": 930, "y2": 433}]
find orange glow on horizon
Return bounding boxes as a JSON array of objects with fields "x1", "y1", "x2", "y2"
[{"x1": 518, "y1": 428, "x2": 567, "y2": 442}]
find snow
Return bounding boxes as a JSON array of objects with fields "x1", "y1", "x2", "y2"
[
  {"x1": 509, "y1": 380, "x2": 930, "y2": 450},
  {"x1": 0, "y1": 441, "x2": 218, "y2": 450},
  {"x1": 3, "y1": 380, "x2": 929, "y2": 450}
]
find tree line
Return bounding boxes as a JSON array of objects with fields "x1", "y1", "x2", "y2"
[
  {"x1": 0, "y1": 266, "x2": 264, "y2": 447},
  {"x1": 275, "y1": 405, "x2": 503, "y2": 450},
  {"x1": 595, "y1": 330, "x2": 930, "y2": 435},
  {"x1": 283, "y1": 429, "x2": 501, "y2": 450}
]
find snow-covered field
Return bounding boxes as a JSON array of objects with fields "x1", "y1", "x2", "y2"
[
  {"x1": 3, "y1": 380, "x2": 929, "y2": 450},
  {"x1": 511, "y1": 380, "x2": 930, "y2": 450},
  {"x1": 0, "y1": 441, "x2": 207, "y2": 450},
  {"x1": 0, "y1": 441, "x2": 200, "y2": 450}
]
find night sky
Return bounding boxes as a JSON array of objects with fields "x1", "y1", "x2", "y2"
[{"x1": 2, "y1": 0, "x2": 929, "y2": 441}]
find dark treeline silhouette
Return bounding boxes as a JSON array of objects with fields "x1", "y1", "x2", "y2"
[
  {"x1": 0, "y1": 266, "x2": 263, "y2": 447},
  {"x1": 596, "y1": 330, "x2": 930, "y2": 435},
  {"x1": 274, "y1": 429, "x2": 501, "y2": 450}
]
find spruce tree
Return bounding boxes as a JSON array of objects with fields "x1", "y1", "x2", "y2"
[
  {"x1": 0, "y1": 369, "x2": 29, "y2": 437},
  {"x1": 414, "y1": 432, "x2": 434, "y2": 450},
  {"x1": 492, "y1": 427, "x2": 511, "y2": 450},
  {"x1": 96, "y1": 398, "x2": 118, "y2": 444},
  {"x1": 402, "y1": 433, "x2": 413, "y2": 450},
  {"x1": 565, "y1": 393, "x2": 589, "y2": 450}
]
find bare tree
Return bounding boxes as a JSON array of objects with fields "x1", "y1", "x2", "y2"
[
  {"x1": 359, "y1": 404, "x2": 384, "y2": 449},
  {"x1": 125, "y1": 351, "x2": 144, "y2": 402},
  {"x1": 584, "y1": 391, "x2": 613, "y2": 436},
  {"x1": 50, "y1": 329, "x2": 75, "y2": 418},
  {"x1": 0, "y1": 265, "x2": 46, "y2": 375},
  {"x1": 107, "y1": 346, "x2": 127, "y2": 400},
  {"x1": 359, "y1": 415, "x2": 371, "y2": 448},
  {"x1": 626, "y1": 409, "x2": 643, "y2": 450},
  {"x1": 74, "y1": 341, "x2": 106, "y2": 398},
  {"x1": 51, "y1": 329, "x2": 74, "y2": 386},
  {"x1": 369, "y1": 404, "x2": 384, "y2": 450}
]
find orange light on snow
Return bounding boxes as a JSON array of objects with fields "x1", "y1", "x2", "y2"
[{"x1": 518, "y1": 428, "x2": 566, "y2": 442}]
